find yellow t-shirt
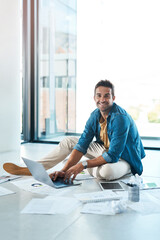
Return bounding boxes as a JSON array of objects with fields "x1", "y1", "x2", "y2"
[{"x1": 99, "y1": 117, "x2": 110, "y2": 150}]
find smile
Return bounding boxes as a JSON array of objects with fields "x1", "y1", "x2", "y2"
[{"x1": 98, "y1": 102, "x2": 108, "y2": 106}]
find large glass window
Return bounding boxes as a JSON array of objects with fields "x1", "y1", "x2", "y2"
[
  {"x1": 37, "y1": 0, "x2": 77, "y2": 141},
  {"x1": 21, "y1": 0, "x2": 160, "y2": 145},
  {"x1": 77, "y1": 0, "x2": 160, "y2": 139}
]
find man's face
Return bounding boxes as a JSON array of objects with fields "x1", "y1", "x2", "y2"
[{"x1": 94, "y1": 86, "x2": 115, "y2": 114}]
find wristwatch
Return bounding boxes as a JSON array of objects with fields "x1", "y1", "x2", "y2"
[{"x1": 82, "y1": 160, "x2": 88, "y2": 169}]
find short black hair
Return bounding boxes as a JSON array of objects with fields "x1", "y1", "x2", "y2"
[{"x1": 94, "y1": 80, "x2": 115, "y2": 96}]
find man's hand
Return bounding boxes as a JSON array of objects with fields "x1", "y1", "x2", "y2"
[
  {"x1": 49, "y1": 171, "x2": 65, "y2": 181},
  {"x1": 49, "y1": 163, "x2": 83, "y2": 183},
  {"x1": 64, "y1": 163, "x2": 84, "y2": 182},
  {"x1": 49, "y1": 149, "x2": 84, "y2": 183}
]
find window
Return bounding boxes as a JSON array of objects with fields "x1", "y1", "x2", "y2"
[
  {"x1": 37, "y1": 0, "x2": 77, "y2": 140},
  {"x1": 76, "y1": 0, "x2": 160, "y2": 139},
  {"x1": 22, "y1": 0, "x2": 160, "y2": 146}
]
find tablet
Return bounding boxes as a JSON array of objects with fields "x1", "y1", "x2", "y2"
[{"x1": 99, "y1": 182, "x2": 124, "y2": 191}]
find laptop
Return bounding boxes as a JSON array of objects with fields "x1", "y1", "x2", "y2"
[{"x1": 22, "y1": 157, "x2": 82, "y2": 189}]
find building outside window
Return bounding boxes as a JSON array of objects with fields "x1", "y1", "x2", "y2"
[{"x1": 38, "y1": 0, "x2": 77, "y2": 140}]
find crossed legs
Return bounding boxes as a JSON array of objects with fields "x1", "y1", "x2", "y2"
[
  {"x1": 3, "y1": 136, "x2": 131, "y2": 180},
  {"x1": 84, "y1": 140, "x2": 131, "y2": 180}
]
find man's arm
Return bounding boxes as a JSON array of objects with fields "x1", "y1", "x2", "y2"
[
  {"x1": 86, "y1": 155, "x2": 106, "y2": 168},
  {"x1": 49, "y1": 149, "x2": 83, "y2": 181},
  {"x1": 64, "y1": 155, "x2": 106, "y2": 181},
  {"x1": 61, "y1": 149, "x2": 84, "y2": 172}
]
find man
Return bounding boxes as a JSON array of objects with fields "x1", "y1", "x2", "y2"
[{"x1": 4, "y1": 80, "x2": 145, "y2": 182}]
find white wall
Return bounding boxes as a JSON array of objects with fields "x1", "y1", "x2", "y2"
[{"x1": 0, "y1": 0, "x2": 20, "y2": 169}]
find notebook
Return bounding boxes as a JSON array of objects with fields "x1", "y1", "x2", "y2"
[
  {"x1": 74, "y1": 190, "x2": 121, "y2": 203},
  {"x1": 22, "y1": 158, "x2": 82, "y2": 189}
]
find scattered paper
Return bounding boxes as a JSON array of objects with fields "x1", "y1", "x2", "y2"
[
  {"x1": 114, "y1": 191, "x2": 128, "y2": 201},
  {"x1": 74, "y1": 190, "x2": 120, "y2": 203},
  {"x1": 0, "y1": 175, "x2": 21, "y2": 184},
  {"x1": 75, "y1": 171, "x2": 95, "y2": 181},
  {"x1": 11, "y1": 177, "x2": 76, "y2": 196},
  {"x1": 0, "y1": 186, "x2": 15, "y2": 197},
  {"x1": 81, "y1": 200, "x2": 127, "y2": 215},
  {"x1": 21, "y1": 196, "x2": 81, "y2": 215}
]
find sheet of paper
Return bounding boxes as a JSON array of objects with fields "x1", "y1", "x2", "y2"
[
  {"x1": 114, "y1": 191, "x2": 128, "y2": 201},
  {"x1": 0, "y1": 186, "x2": 15, "y2": 196},
  {"x1": 75, "y1": 170, "x2": 95, "y2": 181},
  {"x1": 0, "y1": 175, "x2": 21, "y2": 184},
  {"x1": 81, "y1": 201, "x2": 116, "y2": 215},
  {"x1": 11, "y1": 177, "x2": 76, "y2": 196},
  {"x1": 45, "y1": 196, "x2": 81, "y2": 214},
  {"x1": 21, "y1": 197, "x2": 81, "y2": 215},
  {"x1": 74, "y1": 190, "x2": 120, "y2": 203}
]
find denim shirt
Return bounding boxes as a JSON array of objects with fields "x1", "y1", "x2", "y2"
[{"x1": 74, "y1": 102, "x2": 145, "y2": 175}]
